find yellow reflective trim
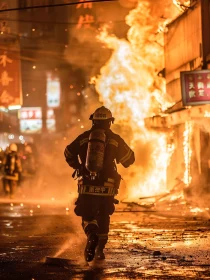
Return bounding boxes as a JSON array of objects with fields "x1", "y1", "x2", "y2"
[
  {"x1": 97, "y1": 233, "x2": 108, "y2": 237},
  {"x1": 108, "y1": 178, "x2": 115, "y2": 183},
  {"x1": 80, "y1": 138, "x2": 89, "y2": 146},
  {"x1": 104, "y1": 182, "x2": 115, "y2": 187},
  {"x1": 64, "y1": 148, "x2": 73, "y2": 158},
  {"x1": 107, "y1": 139, "x2": 118, "y2": 147},
  {"x1": 120, "y1": 149, "x2": 132, "y2": 164},
  {"x1": 78, "y1": 185, "x2": 116, "y2": 196},
  {"x1": 83, "y1": 220, "x2": 98, "y2": 230},
  {"x1": 98, "y1": 234, "x2": 108, "y2": 239},
  {"x1": 4, "y1": 173, "x2": 19, "y2": 181}
]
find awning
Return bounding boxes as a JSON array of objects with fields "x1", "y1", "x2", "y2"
[{"x1": 144, "y1": 104, "x2": 210, "y2": 128}]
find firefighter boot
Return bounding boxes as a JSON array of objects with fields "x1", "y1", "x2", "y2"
[
  {"x1": 95, "y1": 239, "x2": 106, "y2": 260},
  {"x1": 84, "y1": 224, "x2": 99, "y2": 262},
  {"x1": 84, "y1": 233, "x2": 99, "y2": 262}
]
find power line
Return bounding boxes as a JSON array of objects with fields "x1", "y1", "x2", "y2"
[
  {"x1": 0, "y1": 16, "x2": 126, "y2": 26},
  {"x1": 0, "y1": 0, "x2": 117, "y2": 13}
]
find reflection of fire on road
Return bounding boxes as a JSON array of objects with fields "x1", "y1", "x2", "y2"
[{"x1": 91, "y1": 0, "x2": 204, "y2": 213}]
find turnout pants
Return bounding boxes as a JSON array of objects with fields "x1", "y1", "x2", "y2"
[
  {"x1": 2, "y1": 178, "x2": 17, "y2": 196},
  {"x1": 74, "y1": 195, "x2": 115, "y2": 249}
]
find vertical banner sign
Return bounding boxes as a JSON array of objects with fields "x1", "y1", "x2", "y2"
[
  {"x1": 46, "y1": 109, "x2": 56, "y2": 132},
  {"x1": 181, "y1": 70, "x2": 210, "y2": 106},
  {"x1": 46, "y1": 73, "x2": 61, "y2": 108},
  {"x1": 76, "y1": 0, "x2": 94, "y2": 29},
  {"x1": 0, "y1": 1, "x2": 11, "y2": 34},
  {"x1": 0, "y1": 50, "x2": 22, "y2": 107},
  {"x1": 0, "y1": 1, "x2": 21, "y2": 107}
]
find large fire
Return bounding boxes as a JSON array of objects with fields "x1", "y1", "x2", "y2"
[{"x1": 91, "y1": 0, "x2": 190, "y2": 201}]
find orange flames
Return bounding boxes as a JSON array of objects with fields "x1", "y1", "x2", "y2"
[
  {"x1": 183, "y1": 121, "x2": 193, "y2": 186},
  {"x1": 172, "y1": 0, "x2": 190, "y2": 11},
  {"x1": 90, "y1": 1, "x2": 185, "y2": 201}
]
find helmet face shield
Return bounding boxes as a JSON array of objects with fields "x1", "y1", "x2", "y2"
[{"x1": 90, "y1": 106, "x2": 114, "y2": 123}]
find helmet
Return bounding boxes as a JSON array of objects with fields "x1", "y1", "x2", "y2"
[
  {"x1": 89, "y1": 106, "x2": 115, "y2": 123},
  {"x1": 9, "y1": 143, "x2": 18, "y2": 152},
  {"x1": 25, "y1": 145, "x2": 32, "y2": 153}
]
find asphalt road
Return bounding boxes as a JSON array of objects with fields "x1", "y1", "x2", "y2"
[{"x1": 0, "y1": 198, "x2": 210, "y2": 280}]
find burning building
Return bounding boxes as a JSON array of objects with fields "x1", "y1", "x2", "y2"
[
  {"x1": 90, "y1": 0, "x2": 210, "y2": 211},
  {"x1": 144, "y1": 0, "x2": 210, "y2": 208}
]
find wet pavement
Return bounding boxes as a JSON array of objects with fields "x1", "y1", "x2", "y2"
[{"x1": 0, "y1": 198, "x2": 210, "y2": 279}]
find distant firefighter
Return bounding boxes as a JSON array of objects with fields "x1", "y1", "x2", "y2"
[
  {"x1": 2, "y1": 143, "x2": 22, "y2": 198},
  {"x1": 64, "y1": 106, "x2": 135, "y2": 262},
  {"x1": 22, "y1": 144, "x2": 36, "y2": 178}
]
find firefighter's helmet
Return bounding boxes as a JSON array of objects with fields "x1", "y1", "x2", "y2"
[
  {"x1": 25, "y1": 145, "x2": 32, "y2": 154},
  {"x1": 9, "y1": 143, "x2": 18, "y2": 152},
  {"x1": 89, "y1": 106, "x2": 115, "y2": 123}
]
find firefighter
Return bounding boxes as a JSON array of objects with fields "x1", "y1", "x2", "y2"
[
  {"x1": 2, "y1": 143, "x2": 22, "y2": 198},
  {"x1": 64, "y1": 106, "x2": 135, "y2": 262},
  {"x1": 22, "y1": 144, "x2": 36, "y2": 177}
]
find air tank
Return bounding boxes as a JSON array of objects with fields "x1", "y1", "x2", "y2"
[{"x1": 85, "y1": 129, "x2": 106, "y2": 179}]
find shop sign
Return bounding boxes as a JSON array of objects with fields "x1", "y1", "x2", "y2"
[
  {"x1": 46, "y1": 74, "x2": 60, "y2": 108},
  {"x1": 181, "y1": 70, "x2": 210, "y2": 106},
  {"x1": 19, "y1": 107, "x2": 42, "y2": 134},
  {"x1": 19, "y1": 107, "x2": 56, "y2": 133},
  {"x1": 46, "y1": 108, "x2": 56, "y2": 132},
  {"x1": 0, "y1": 50, "x2": 22, "y2": 107}
]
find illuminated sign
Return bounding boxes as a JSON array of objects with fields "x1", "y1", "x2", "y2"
[
  {"x1": 19, "y1": 107, "x2": 42, "y2": 134},
  {"x1": 181, "y1": 70, "x2": 210, "y2": 106},
  {"x1": 19, "y1": 107, "x2": 56, "y2": 133},
  {"x1": 46, "y1": 74, "x2": 60, "y2": 108},
  {"x1": 46, "y1": 108, "x2": 56, "y2": 132},
  {"x1": 0, "y1": 50, "x2": 22, "y2": 107},
  {"x1": 76, "y1": 0, "x2": 95, "y2": 29}
]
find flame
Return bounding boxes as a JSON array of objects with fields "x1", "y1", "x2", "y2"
[
  {"x1": 173, "y1": 0, "x2": 190, "y2": 11},
  {"x1": 90, "y1": 1, "x2": 182, "y2": 201},
  {"x1": 183, "y1": 121, "x2": 193, "y2": 186},
  {"x1": 204, "y1": 110, "x2": 210, "y2": 118}
]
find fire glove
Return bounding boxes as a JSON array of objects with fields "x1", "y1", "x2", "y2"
[{"x1": 72, "y1": 164, "x2": 83, "y2": 179}]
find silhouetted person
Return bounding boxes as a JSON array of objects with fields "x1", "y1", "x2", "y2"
[
  {"x1": 2, "y1": 143, "x2": 22, "y2": 198},
  {"x1": 64, "y1": 106, "x2": 135, "y2": 262}
]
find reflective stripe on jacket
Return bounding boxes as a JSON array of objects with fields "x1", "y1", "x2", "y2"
[{"x1": 64, "y1": 128, "x2": 135, "y2": 174}]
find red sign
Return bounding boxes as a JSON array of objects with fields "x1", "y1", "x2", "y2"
[
  {"x1": 0, "y1": 50, "x2": 22, "y2": 107},
  {"x1": 19, "y1": 107, "x2": 42, "y2": 120},
  {"x1": 181, "y1": 70, "x2": 210, "y2": 106},
  {"x1": 76, "y1": 0, "x2": 95, "y2": 29}
]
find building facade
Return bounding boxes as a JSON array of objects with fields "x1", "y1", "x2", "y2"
[{"x1": 145, "y1": 0, "x2": 210, "y2": 199}]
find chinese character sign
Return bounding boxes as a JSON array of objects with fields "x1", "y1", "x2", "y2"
[
  {"x1": 0, "y1": 2, "x2": 11, "y2": 34},
  {"x1": 181, "y1": 70, "x2": 210, "y2": 106},
  {"x1": 19, "y1": 107, "x2": 42, "y2": 134},
  {"x1": 76, "y1": 0, "x2": 95, "y2": 29},
  {"x1": 0, "y1": 50, "x2": 22, "y2": 107}
]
